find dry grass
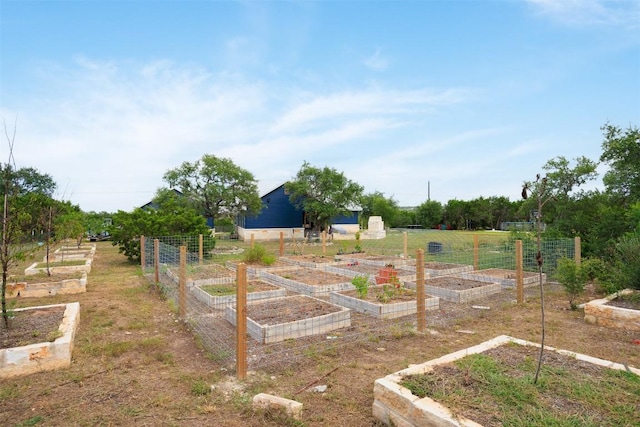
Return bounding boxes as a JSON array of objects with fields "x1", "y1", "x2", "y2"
[{"x1": 1, "y1": 240, "x2": 639, "y2": 427}]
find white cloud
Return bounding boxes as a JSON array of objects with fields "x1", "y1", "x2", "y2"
[
  {"x1": 526, "y1": 0, "x2": 640, "y2": 29},
  {"x1": 3, "y1": 59, "x2": 476, "y2": 212}
]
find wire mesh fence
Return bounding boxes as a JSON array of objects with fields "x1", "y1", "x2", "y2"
[{"x1": 142, "y1": 232, "x2": 578, "y2": 374}]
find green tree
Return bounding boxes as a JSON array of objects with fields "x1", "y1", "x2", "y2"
[
  {"x1": 2, "y1": 123, "x2": 57, "y2": 327},
  {"x1": 415, "y1": 200, "x2": 443, "y2": 229},
  {"x1": 162, "y1": 154, "x2": 262, "y2": 224},
  {"x1": 360, "y1": 191, "x2": 399, "y2": 229},
  {"x1": 443, "y1": 199, "x2": 470, "y2": 230},
  {"x1": 600, "y1": 123, "x2": 640, "y2": 204},
  {"x1": 109, "y1": 191, "x2": 213, "y2": 263},
  {"x1": 285, "y1": 162, "x2": 364, "y2": 232}
]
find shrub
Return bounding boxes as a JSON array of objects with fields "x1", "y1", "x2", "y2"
[
  {"x1": 554, "y1": 258, "x2": 586, "y2": 310},
  {"x1": 242, "y1": 244, "x2": 275, "y2": 265}
]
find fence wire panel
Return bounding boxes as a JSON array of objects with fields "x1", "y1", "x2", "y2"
[{"x1": 142, "y1": 234, "x2": 576, "y2": 373}]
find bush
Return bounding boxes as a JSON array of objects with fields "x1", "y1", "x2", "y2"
[
  {"x1": 609, "y1": 232, "x2": 640, "y2": 290},
  {"x1": 554, "y1": 258, "x2": 586, "y2": 310},
  {"x1": 242, "y1": 244, "x2": 275, "y2": 265}
]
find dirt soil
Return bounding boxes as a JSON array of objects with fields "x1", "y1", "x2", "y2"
[
  {"x1": 1, "y1": 242, "x2": 639, "y2": 427},
  {"x1": 277, "y1": 268, "x2": 351, "y2": 286},
  {"x1": 1, "y1": 306, "x2": 65, "y2": 349},
  {"x1": 425, "y1": 276, "x2": 494, "y2": 290},
  {"x1": 246, "y1": 296, "x2": 342, "y2": 324}
]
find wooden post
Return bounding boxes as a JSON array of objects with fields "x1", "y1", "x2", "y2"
[
  {"x1": 516, "y1": 240, "x2": 524, "y2": 304},
  {"x1": 574, "y1": 236, "x2": 581, "y2": 267},
  {"x1": 154, "y1": 239, "x2": 160, "y2": 284},
  {"x1": 250, "y1": 234, "x2": 255, "y2": 249},
  {"x1": 179, "y1": 246, "x2": 187, "y2": 318},
  {"x1": 279, "y1": 232, "x2": 284, "y2": 256},
  {"x1": 199, "y1": 234, "x2": 203, "y2": 264},
  {"x1": 140, "y1": 235, "x2": 145, "y2": 271},
  {"x1": 473, "y1": 234, "x2": 480, "y2": 271},
  {"x1": 403, "y1": 232, "x2": 408, "y2": 259},
  {"x1": 416, "y1": 248, "x2": 426, "y2": 333},
  {"x1": 322, "y1": 231, "x2": 326, "y2": 255},
  {"x1": 236, "y1": 263, "x2": 247, "y2": 380}
]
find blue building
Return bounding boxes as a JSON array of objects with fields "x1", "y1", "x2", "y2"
[{"x1": 236, "y1": 184, "x2": 360, "y2": 241}]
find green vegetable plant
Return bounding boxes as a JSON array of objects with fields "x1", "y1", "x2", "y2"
[{"x1": 351, "y1": 275, "x2": 369, "y2": 299}]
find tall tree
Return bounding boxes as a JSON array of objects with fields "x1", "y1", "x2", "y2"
[
  {"x1": 600, "y1": 123, "x2": 640, "y2": 204},
  {"x1": 163, "y1": 154, "x2": 262, "y2": 224},
  {"x1": 285, "y1": 162, "x2": 364, "y2": 232},
  {"x1": 415, "y1": 200, "x2": 443, "y2": 229}
]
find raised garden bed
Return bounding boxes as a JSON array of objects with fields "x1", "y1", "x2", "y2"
[
  {"x1": 334, "y1": 253, "x2": 409, "y2": 267},
  {"x1": 404, "y1": 276, "x2": 502, "y2": 303},
  {"x1": 167, "y1": 263, "x2": 235, "y2": 287},
  {"x1": 325, "y1": 262, "x2": 415, "y2": 284},
  {"x1": 330, "y1": 285, "x2": 439, "y2": 319},
  {"x1": 49, "y1": 244, "x2": 96, "y2": 262},
  {"x1": 373, "y1": 335, "x2": 640, "y2": 426},
  {"x1": 25, "y1": 259, "x2": 92, "y2": 276},
  {"x1": 225, "y1": 260, "x2": 293, "y2": 278},
  {"x1": 5, "y1": 272, "x2": 87, "y2": 298},
  {"x1": 224, "y1": 295, "x2": 351, "y2": 344},
  {"x1": 260, "y1": 267, "x2": 354, "y2": 297},
  {"x1": 192, "y1": 279, "x2": 285, "y2": 309},
  {"x1": 460, "y1": 268, "x2": 545, "y2": 288},
  {"x1": 1, "y1": 302, "x2": 80, "y2": 378},
  {"x1": 280, "y1": 255, "x2": 342, "y2": 268},
  {"x1": 584, "y1": 289, "x2": 640, "y2": 331}
]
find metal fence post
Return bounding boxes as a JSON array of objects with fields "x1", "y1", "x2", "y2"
[
  {"x1": 236, "y1": 263, "x2": 247, "y2": 380},
  {"x1": 199, "y1": 234, "x2": 203, "y2": 264}
]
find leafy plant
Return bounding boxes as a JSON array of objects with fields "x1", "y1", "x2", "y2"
[
  {"x1": 242, "y1": 244, "x2": 275, "y2": 265},
  {"x1": 554, "y1": 257, "x2": 587, "y2": 310},
  {"x1": 351, "y1": 275, "x2": 369, "y2": 299}
]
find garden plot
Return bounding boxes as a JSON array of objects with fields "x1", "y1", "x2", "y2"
[
  {"x1": 325, "y1": 262, "x2": 415, "y2": 283},
  {"x1": 334, "y1": 253, "x2": 409, "y2": 267},
  {"x1": 224, "y1": 295, "x2": 351, "y2": 344},
  {"x1": 25, "y1": 258, "x2": 92, "y2": 276},
  {"x1": 408, "y1": 261, "x2": 474, "y2": 277},
  {"x1": 5, "y1": 272, "x2": 87, "y2": 298},
  {"x1": 460, "y1": 268, "x2": 545, "y2": 288},
  {"x1": 584, "y1": 289, "x2": 640, "y2": 331},
  {"x1": 49, "y1": 244, "x2": 96, "y2": 262},
  {"x1": 373, "y1": 335, "x2": 640, "y2": 427},
  {"x1": 225, "y1": 260, "x2": 294, "y2": 278},
  {"x1": 167, "y1": 263, "x2": 235, "y2": 287},
  {"x1": 192, "y1": 279, "x2": 285, "y2": 309},
  {"x1": 1, "y1": 303, "x2": 80, "y2": 379},
  {"x1": 330, "y1": 285, "x2": 439, "y2": 319},
  {"x1": 280, "y1": 254, "x2": 343, "y2": 268},
  {"x1": 260, "y1": 267, "x2": 354, "y2": 297},
  {"x1": 404, "y1": 276, "x2": 501, "y2": 303}
]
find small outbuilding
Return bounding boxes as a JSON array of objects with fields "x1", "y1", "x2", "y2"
[{"x1": 236, "y1": 184, "x2": 360, "y2": 241}]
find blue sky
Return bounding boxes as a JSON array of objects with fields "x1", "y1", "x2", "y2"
[{"x1": 1, "y1": 0, "x2": 638, "y2": 213}]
